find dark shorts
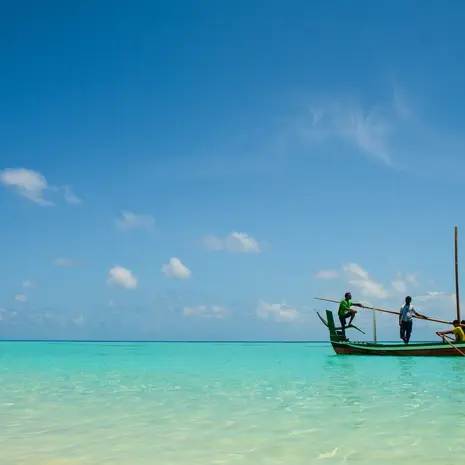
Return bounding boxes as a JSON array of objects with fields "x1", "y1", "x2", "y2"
[{"x1": 339, "y1": 312, "x2": 352, "y2": 326}]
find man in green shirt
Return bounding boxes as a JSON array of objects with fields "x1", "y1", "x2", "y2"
[{"x1": 338, "y1": 292, "x2": 363, "y2": 339}]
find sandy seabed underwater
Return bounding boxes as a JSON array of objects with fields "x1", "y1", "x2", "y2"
[{"x1": 1, "y1": 341, "x2": 464, "y2": 465}]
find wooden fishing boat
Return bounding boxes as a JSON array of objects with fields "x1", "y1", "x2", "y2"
[
  {"x1": 317, "y1": 309, "x2": 465, "y2": 356},
  {"x1": 315, "y1": 226, "x2": 465, "y2": 357}
]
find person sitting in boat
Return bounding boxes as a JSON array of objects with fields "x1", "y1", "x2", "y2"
[
  {"x1": 399, "y1": 296, "x2": 427, "y2": 344},
  {"x1": 437, "y1": 320, "x2": 465, "y2": 343},
  {"x1": 338, "y1": 292, "x2": 363, "y2": 339}
]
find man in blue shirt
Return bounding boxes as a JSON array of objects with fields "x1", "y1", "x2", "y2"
[{"x1": 399, "y1": 296, "x2": 427, "y2": 344}]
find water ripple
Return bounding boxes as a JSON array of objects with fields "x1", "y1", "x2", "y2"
[{"x1": 0, "y1": 342, "x2": 464, "y2": 464}]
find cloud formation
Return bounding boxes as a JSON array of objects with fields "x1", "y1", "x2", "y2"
[
  {"x1": 107, "y1": 266, "x2": 138, "y2": 289},
  {"x1": 392, "y1": 272, "x2": 418, "y2": 294},
  {"x1": 343, "y1": 263, "x2": 389, "y2": 299},
  {"x1": 256, "y1": 300, "x2": 298, "y2": 322},
  {"x1": 161, "y1": 258, "x2": 191, "y2": 279},
  {"x1": 0, "y1": 168, "x2": 53, "y2": 205},
  {"x1": 410, "y1": 291, "x2": 457, "y2": 324},
  {"x1": 292, "y1": 98, "x2": 395, "y2": 166},
  {"x1": 287, "y1": 85, "x2": 465, "y2": 178},
  {"x1": 0, "y1": 168, "x2": 82, "y2": 206},
  {"x1": 204, "y1": 232, "x2": 261, "y2": 253},
  {"x1": 414, "y1": 291, "x2": 445, "y2": 302}
]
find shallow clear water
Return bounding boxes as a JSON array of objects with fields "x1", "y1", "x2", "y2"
[{"x1": 1, "y1": 341, "x2": 464, "y2": 464}]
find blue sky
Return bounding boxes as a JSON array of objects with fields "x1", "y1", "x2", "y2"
[{"x1": 1, "y1": 0, "x2": 465, "y2": 341}]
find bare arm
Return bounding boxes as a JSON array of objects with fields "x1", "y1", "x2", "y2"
[
  {"x1": 437, "y1": 329, "x2": 454, "y2": 336},
  {"x1": 413, "y1": 310, "x2": 428, "y2": 319}
]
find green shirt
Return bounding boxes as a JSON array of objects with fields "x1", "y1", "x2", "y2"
[{"x1": 338, "y1": 299, "x2": 353, "y2": 316}]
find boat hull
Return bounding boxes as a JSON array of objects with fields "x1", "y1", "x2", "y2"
[
  {"x1": 318, "y1": 309, "x2": 465, "y2": 357},
  {"x1": 331, "y1": 340, "x2": 465, "y2": 356}
]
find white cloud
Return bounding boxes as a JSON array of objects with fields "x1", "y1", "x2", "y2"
[
  {"x1": 224, "y1": 232, "x2": 261, "y2": 253},
  {"x1": 204, "y1": 232, "x2": 261, "y2": 253},
  {"x1": 329, "y1": 263, "x2": 421, "y2": 302},
  {"x1": 0, "y1": 168, "x2": 53, "y2": 205},
  {"x1": 183, "y1": 305, "x2": 229, "y2": 319},
  {"x1": 414, "y1": 291, "x2": 445, "y2": 302},
  {"x1": 287, "y1": 85, "x2": 465, "y2": 181},
  {"x1": 63, "y1": 186, "x2": 82, "y2": 204},
  {"x1": 344, "y1": 263, "x2": 369, "y2": 279},
  {"x1": 391, "y1": 272, "x2": 419, "y2": 294},
  {"x1": 315, "y1": 270, "x2": 339, "y2": 279},
  {"x1": 22, "y1": 280, "x2": 35, "y2": 288},
  {"x1": 408, "y1": 291, "x2": 458, "y2": 324},
  {"x1": 107, "y1": 266, "x2": 137, "y2": 289},
  {"x1": 161, "y1": 258, "x2": 191, "y2": 279},
  {"x1": 0, "y1": 169, "x2": 82, "y2": 206},
  {"x1": 297, "y1": 101, "x2": 393, "y2": 166},
  {"x1": 116, "y1": 211, "x2": 155, "y2": 231},
  {"x1": 256, "y1": 300, "x2": 298, "y2": 322},
  {"x1": 14, "y1": 294, "x2": 27, "y2": 302},
  {"x1": 53, "y1": 257, "x2": 78, "y2": 267},
  {"x1": 343, "y1": 263, "x2": 389, "y2": 299}
]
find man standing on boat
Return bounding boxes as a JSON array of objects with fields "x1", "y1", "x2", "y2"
[
  {"x1": 399, "y1": 296, "x2": 427, "y2": 344},
  {"x1": 338, "y1": 292, "x2": 363, "y2": 339}
]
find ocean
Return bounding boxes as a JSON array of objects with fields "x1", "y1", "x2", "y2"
[{"x1": 1, "y1": 341, "x2": 464, "y2": 464}]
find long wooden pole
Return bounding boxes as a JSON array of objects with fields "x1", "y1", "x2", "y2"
[
  {"x1": 455, "y1": 226, "x2": 461, "y2": 323},
  {"x1": 314, "y1": 297, "x2": 453, "y2": 325}
]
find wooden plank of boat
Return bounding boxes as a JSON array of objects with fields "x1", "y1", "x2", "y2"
[
  {"x1": 439, "y1": 334, "x2": 465, "y2": 356},
  {"x1": 331, "y1": 340, "x2": 465, "y2": 356},
  {"x1": 315, "y1": 310, "x2": 329, "y2": 328},
  {"x1": 316, "y1": 310, "x2": 365, "y2": 334}
]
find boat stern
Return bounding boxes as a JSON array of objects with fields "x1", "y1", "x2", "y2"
[{"x1": 325, "y1": 310, "x2": 347, "y2": 343}]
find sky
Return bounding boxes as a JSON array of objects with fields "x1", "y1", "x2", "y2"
[{"x1": 2, "y1": 0, "x2": 465, "y2": 341}]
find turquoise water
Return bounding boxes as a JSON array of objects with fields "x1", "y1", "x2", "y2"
[{"x1": 1, "y1": 342, "x2": 464, "y2": 465}]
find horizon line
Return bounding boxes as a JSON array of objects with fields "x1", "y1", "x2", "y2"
[{"x1": 0, "y1": 339, "x2": 438, "y2": 343}]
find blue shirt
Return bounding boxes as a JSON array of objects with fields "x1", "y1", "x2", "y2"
[{"x1": 400, "y1": 304, "x2": 418, "y2": 322}]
